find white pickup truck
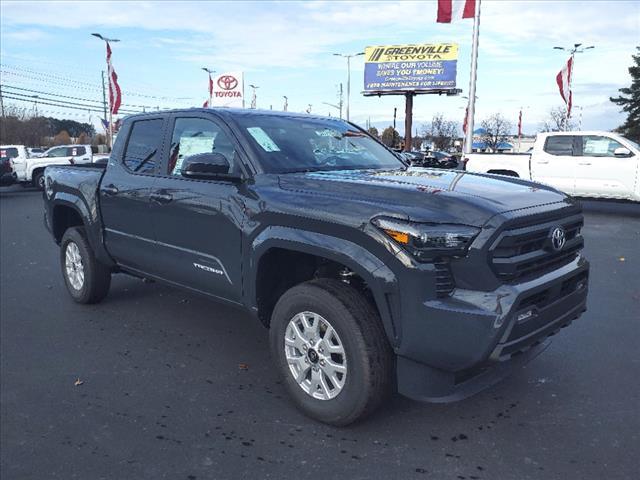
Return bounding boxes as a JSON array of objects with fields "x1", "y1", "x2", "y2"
[
  {"x1": 0, "y1": 144, "x2": 93, "y2": 189},
  {"x1": 464, "y1": 131, "x2": 640, "y2": 202}
]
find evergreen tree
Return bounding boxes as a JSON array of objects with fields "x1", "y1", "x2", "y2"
[{"x1": 610, "y1": 46, "x2": 640, "y2": 140}]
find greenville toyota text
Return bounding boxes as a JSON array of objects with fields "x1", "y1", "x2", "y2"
[{"x1": 43, "y1": 109, "x2": 589, "y2": 425}]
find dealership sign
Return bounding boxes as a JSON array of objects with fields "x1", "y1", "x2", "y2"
[
  {"x1": 364, "y1": 43, "x2": 458, "y2": 93},
  {"x1": 212, "y1": 71, "x2": 244, "y2": 108}
]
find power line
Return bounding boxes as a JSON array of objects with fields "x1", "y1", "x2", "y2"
[
  {"x1": 2, "y1": 91, "x2": 142, "y2": 115},
  {"x1": 1, "y1": 93, "x2": 141, "y2": 115},
  {"x1": 2, "y1": 84, "x2": 159, "y2": 110}
]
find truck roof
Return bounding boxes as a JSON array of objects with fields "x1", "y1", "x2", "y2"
[{"x1": 122, "y1": 107, "x2": 346, "y2": 123}]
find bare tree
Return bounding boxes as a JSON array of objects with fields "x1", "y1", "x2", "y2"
[
  {"x1": 480, "y1": 113, "x2": 512, "y2": 151},
  {"x1": 423, "y1": 113, "x2": 459, "y2": 151},
  {"x1": 540, "y1": 106, "x2": 575, "y2": 132},
  {"x1": 53, "y1": 130, "x2": 71, "y2": 146}
]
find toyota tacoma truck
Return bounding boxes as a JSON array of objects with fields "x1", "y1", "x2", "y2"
[
  {"x1": 43, "y1": 109, "x2": 589, "y2": 425},
  {"x1": 464, "y1": 131, "x2": 639, "y2": 202}
]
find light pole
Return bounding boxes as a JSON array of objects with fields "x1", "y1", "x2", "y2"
[
  {"x1": 322, "y1": 102, "x2": 341, "y2": 117},
  {"x1": 283, "y1": 95, "x2": 288, "y2": 112},
  {"x1": 202, "y1": 67, "x2": 216, "y2": 107},
  {"x1": 553, "y1": 43, "x2": 594, "y2": 128},
  {"x1": 249, "y1": 84, "x2": 259, "y2": 109},
  {"x1": 333, "y1": 52, "x2": 364, "y2": 122},
  {"x1": 91, "y1": 33, "x2": 120, "y2": 149}
]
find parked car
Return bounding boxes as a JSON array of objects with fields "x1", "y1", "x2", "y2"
[
  {"x1": 44, "y1": 108, "x2": 589, "y2": 425},
  {"x1": 464, "y1": 131, "x2": 640, "y2": 201},
  {"x1": 1, "y1": 152, "x2": 17, "y2": 186},
  {"x1": 422, "y1": 150, "x2": 459, "y2": 169},
  {"x1": 11, "y1": 144, "x2": 93, "y2": 189},
  {"x1": 27, "y1": 147, "x2": 46, "y2": 158}
]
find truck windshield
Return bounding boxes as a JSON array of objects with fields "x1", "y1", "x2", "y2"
[{"x1": 235, "y1": 115, "x2": 404, "y2": 174}]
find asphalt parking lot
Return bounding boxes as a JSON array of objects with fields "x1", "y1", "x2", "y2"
[{"x1": 1, "y1": 186, "x2": 639, "y2": 480}]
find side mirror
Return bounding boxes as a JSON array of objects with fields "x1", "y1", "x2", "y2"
[
  {"x1": 613, "y1": 147, "x2": 632, "y2": 157},
  {"x1": 181, "y1": 152, "x2": 238, "y2": 180}
]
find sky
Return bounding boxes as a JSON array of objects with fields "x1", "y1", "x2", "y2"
[{"x1": 1, "y1": 0, "x2": 639, "y2": 136}]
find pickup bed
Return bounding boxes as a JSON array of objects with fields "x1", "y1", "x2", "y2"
[
  {"x1": 44, "y1": 108, "x2": 589, "y2": 425},
  {"x1": 464, "y1": 131, "x2": 639, "y2": 201}
]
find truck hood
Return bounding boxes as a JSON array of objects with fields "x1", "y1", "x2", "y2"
[{"x1": 278, "y1": 168, "x2": 570, "y2": 226}]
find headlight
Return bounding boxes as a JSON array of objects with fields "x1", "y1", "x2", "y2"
[{"x1": 372, "y1": 217, "x2": 480, "y2": 261}]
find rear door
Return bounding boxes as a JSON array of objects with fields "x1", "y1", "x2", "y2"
[
  {"x1": 147, "y1": 113, "x2": 245, "y2": 303},
  {"x1": 99, "y1": 116, "x2": 167, "y2": 270},
  {"x1": 530, "y1": 135, "x2": 577, "y2": 194},
  {"x1": 573, "y1": 135, "x2": 638, "y2": 199}
]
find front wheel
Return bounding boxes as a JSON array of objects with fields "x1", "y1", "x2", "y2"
[
  {"x1": 60, "y1": 227, "x2": 111, "y2": 304},
  {"x1": 269, "y1": 279, "x2": 393, "y2": 426}
]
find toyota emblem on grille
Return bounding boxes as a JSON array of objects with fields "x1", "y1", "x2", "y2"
[{"x1": 550, "y1": 226, "x2": 566, "y2": 251}]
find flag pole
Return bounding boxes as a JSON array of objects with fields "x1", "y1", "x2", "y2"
[
  {"x1": 463, "y1": 0, "x2": 481, "y2": 154},
  {"x1": 106, "y1": 42, "x2": 113, "y2": 150}
]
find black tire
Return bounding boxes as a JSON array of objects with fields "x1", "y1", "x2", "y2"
[
  {"x1": 60, "y1": 227, "x2": 111, "y2": 304},
  {"x1": 269, "y1": 278, "x2": 393, "y2": 426},
  {"x1": 33, "y1": 171, "x2": 45, "y2": 190}
]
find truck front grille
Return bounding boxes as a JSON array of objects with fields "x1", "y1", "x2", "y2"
[{"x1": 489, "y1": 213, "x2": 584, "y2": 283}]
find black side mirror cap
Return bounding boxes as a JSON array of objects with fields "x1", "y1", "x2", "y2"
[{"x1": 181, "y1": 153, "x2": 241, "y2": 181}]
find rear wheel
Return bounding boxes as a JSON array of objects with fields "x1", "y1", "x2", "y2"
[
  {"x1": 33, "y1": 171, "x2": 45, "y2": 190},
  {"x1": 60, "y1": 227, "x2": 111, "y2": 304},
  {"x1": 269, "y1": 278, "x2": 393, "y2": 426}
]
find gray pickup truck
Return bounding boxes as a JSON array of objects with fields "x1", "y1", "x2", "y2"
[{"x1": 43, "y1": 108, "x2": 589, "y2": 425}]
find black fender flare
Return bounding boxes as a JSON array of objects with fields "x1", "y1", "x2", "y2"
[
  {"x1": 247, "y1": 226, "x2": 400, "y2": 346},
  {"x1": 50, "y1": 193, "x2": 115, "y2": 267}
]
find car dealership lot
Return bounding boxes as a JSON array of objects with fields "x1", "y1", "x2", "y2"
[{"x1": 1, "y1": 186, "x2": 638, "y2": 480}]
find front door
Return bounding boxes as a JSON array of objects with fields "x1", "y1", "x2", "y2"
[
  {"x1": 531, "y1": 135, "x2": 577, "y2": 195},
  {"x1": 100, "y1": 117, "x2": 166, "y2": 270},
  {"x1": 573, "y1": 135, "x2": 638, "y2": 199},
  {"x1": 148, "y1": 114, "x2": 245, "y2": 303}
]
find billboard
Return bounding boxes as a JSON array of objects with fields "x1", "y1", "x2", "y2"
[
  {"x1": 211, "y1": 71, "x2": 244, "y2": 108},
  {"x1": 364, "y1": 43, "x2": 458, "y2": 93}
]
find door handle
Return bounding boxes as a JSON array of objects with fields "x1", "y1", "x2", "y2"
[
  {"x1": 578, "y1": 162, "x2": 592, "y2": 165},
  {"x1": 102, "y1": 184, "x2": 119, "y2": 196},
  {"x1": 536, "y1": 161, "x2": 549, "y2": 164},
  {"x1": 150, "y1": 192, "x2": 173, "y2": 204}
]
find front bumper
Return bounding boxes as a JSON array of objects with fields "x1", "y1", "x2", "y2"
[{"x1": 396, "y1": 255, "x2": 589, "y2": 402}]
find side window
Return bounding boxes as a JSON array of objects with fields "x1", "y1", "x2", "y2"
[
  {"x1": 581, "y1": 136, "x2": 625, "y2": 157},
  {"x1": 167, "y1": 117, "x2": 236, "y2": 176},
  {"x1": 123, "y1": 119, "x2": 163, "y2": 174},
  {"x1": 47, "y1": 147, "x2": 68, "y2": 158},
  {"x1": 66, "y1": 146, "x2": 85, "y2": 156},
  {"x1": 543, "y1": 136, "x2": 574, "y2": 156}
]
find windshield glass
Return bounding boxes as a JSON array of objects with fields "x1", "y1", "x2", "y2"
[
  {"x1": 622, "y1": 137, "x2": 639, "y2": 150},
  {"x1": 235, "y1": 115, "x2": 404, "y2": 173}
]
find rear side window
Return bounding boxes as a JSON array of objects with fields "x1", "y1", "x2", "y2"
[
  {"x1": 46, "y1": 147, "x2": 68, "y2": 157},
  {"x1": 123, "y1": 119, "x2": 163, "y2": 174},
  {"x1": 544, "y1": 136, "x2": 575, "y2": 156},
  {"x1": 66, "y1": 146, "x2": 86, "y2": 156}
]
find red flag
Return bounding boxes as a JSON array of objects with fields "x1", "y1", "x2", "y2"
[
  {"x1": 203, "y1": 100, "x2": 209, "y2": 108},
  {"x1": 518, "y1": 109, "x2": 522, "y2": 137},
  {"x1": 106, "y1": 42, "x2": 122, "y2": 115},
  {"x1": 463, "y1": 105, "x2": 469, "y2": 134},
  {"x1": 556, "y1": 56, "x2": 573, "y2": 117},
  {"x1": 208, "y1": 74, "x2": 214, "y2": 97},
  {"x1": 437, "y1": 0, "x2": 475, "y2": 23}
]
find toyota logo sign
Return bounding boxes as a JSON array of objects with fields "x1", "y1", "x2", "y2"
[
  {"x1": 550, "y1": 226, "x2": 566, "y2": 251},
  {"x1": 217, "y1": 75, "x2": 238, "y2": 91}
]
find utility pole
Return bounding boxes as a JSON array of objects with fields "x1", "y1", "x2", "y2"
[
  {"x1": 393, "y1": 107, "x2": 397, "y2": 131},
  {"x1": 333, "y1": 52, "x2": 364, "y2": 122},
  {"x1": 404, "y1": 93, "x2": 413, "y2": 152},
  {"x1": 283, "y1": 95, "x2": 288, "y2": 111}
]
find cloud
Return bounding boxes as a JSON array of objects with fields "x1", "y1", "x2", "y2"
[{"x1": 2, "y1": 28, "x2": 51, "y2": 42}]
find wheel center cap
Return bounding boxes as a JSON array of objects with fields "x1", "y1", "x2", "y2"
[{"x1": 307, "y1": 348, "x2": 319, "y2": 364}]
